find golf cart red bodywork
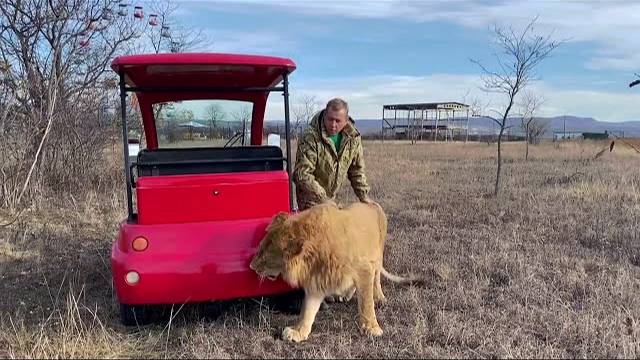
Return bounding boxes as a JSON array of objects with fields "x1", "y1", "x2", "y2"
[{"x1": 109, "y1": 53, "x2": 297, "y2": 322}]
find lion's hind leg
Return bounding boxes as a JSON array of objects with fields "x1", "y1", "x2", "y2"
[
  {"x1": 373, "y1": 268, "x2": 386, "y2": 304},
  {"x1": 325, "y1": 277, "x2": 356, "y2": 303},
  {"x1": 355, "y1": 268, "x2": 383, "y2": 337},
  {"x1": 343, "y1": 285, "x2": 357, "y2": 302}
]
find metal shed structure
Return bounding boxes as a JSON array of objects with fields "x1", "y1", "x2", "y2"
[{"x1": 381, "y1": 102, "x2": 470, "y2": 143}]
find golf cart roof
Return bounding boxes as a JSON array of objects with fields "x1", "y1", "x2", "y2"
[{"x1": 110, "y1": 53, "x2": 296, "y2": 89}]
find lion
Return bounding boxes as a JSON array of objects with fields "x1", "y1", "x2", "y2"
[{"x1": 249, "y1": 200, "x2": 423, "y2": 342}]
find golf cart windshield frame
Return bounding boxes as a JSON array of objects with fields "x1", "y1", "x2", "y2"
[{"x1": 116, "y1": 71, "x2": 294, "y2": 222}]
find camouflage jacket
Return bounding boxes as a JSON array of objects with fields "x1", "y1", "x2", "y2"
[{"x1": 293, "y1": 109, "x2": 370, "y2": 210}]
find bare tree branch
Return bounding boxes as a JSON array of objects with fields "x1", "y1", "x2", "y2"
[
  {"x1": 292, "y1": 94, "x2": 320, "y2": 139},
  {"x1": 143, "y1": 0, "x2": 207, "y2": 54},
  {"x1": 0, "y1": 0, "x2": 204, "y2": 210},
  {"x1": 518, "y1": 91, "x2": 547, "y2": 160},
  {"x1": 471, "y1": 16, "x2": 562, "y2": 195}
]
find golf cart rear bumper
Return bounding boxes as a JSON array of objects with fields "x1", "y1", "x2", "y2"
[{"x1": 111, "y1": 217, "x2": 293, "y2": 305}]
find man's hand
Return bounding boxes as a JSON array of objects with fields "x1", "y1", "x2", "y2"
[{"x1": 360, "y1": 196, "x2": 375, "y2": 204}]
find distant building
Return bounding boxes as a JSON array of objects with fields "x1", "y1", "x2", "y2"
[
  {"x1": 381, "y1": 102, "x2": 470, "y2": 142},
  {"x1": 582, "y1": 131, "x2": 609, "y2": 140},
  {"x1": 553, "y1": 131, "x2": 583, "y2": 141},
  {"x1": 553, "y1": 130, "x2": 610, "y2": 141}
]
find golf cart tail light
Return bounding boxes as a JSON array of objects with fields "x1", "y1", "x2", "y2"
[
  {"x1": 132, "y1": 236, "x2": 148, "y2": 251},
  {"x1": 125, "y1": 271, "x2": 140, "y2": 285}
]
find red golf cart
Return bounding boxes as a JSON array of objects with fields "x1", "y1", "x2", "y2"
[{"x1": 109, "y1": 53, "x2": 297, "y2": 325}]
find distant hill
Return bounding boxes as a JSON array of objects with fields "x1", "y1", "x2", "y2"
[
  {"x1": 349, "y1": 116, "x2": 640, "y2": 138},
  {"x1": 263, "y1": 116, "x2": 640, "y2": 138}
]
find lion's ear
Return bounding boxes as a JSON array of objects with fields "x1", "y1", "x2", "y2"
[
  {"x1": 273, "y1": 212, "x2": 289, "y2": 224},
  {"x1": 266, "y1": 212, "x2": 289, "y2": 231}
]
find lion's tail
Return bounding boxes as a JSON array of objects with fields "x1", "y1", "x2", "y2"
[{"x1": 380, "y1": 267, "x2": 425, "y2": 286}]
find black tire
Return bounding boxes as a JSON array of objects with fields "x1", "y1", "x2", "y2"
[
  {"x1": 269, "y1": 289, "x2": 304, "y2": 315},
  {"x1": 120, "y1": 303, "x2": 152, "y2": 326}
]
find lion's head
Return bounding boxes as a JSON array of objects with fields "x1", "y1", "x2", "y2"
[{"x1": 249, "y1": 212, "x2": 302, "y2": 281}]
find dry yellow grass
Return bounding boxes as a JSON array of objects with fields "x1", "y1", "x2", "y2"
[{"x1": 1, "y1": 139, "x2": 640, "y2": 358}]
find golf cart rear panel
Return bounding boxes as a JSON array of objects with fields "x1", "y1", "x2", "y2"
[
  {"x1": 109, "y1": 53, "x2": 297, "y2": 318},
  {"x1": 112, "y1": 216, "x2": 291, "y2": 305}
]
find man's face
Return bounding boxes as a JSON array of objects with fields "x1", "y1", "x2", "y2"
[{"x1": 323, "y1": 107, "x2": 348, "y2": 136}]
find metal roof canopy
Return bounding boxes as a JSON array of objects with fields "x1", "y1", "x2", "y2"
[
  {"x1": 383, "y1": 102, "x2": 469, "y2": 111},
  {"x1": 381, "y1": 101, "x2": 471, "y2": 143}
]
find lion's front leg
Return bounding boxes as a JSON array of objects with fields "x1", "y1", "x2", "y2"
[
  {"x1": 282, "y1": 291, "x2": 324, "y2": 342},
  {"x1": 356, "y1": 270, "x2": 383, "y2": 337}
]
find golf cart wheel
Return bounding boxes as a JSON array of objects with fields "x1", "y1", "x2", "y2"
[
  {"x1": 119, "y1": 303, "x2": 152, "y2": 326},
  {"x1": 270, "y1": 289, "x2": 304, "y2": 314}
]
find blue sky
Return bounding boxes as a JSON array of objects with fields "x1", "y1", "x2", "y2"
[{"x1": 165, "y1": 0, "x2": 640, "y2": 122}]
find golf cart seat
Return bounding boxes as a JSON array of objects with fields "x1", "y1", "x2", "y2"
[{"x1": 136, "y1": 146, "x2": 284, "y2": 177}]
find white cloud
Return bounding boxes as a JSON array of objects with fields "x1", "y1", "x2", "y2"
[
  {"x1": 212, "y1": 0, "x2": 640, "y2": 72},
  {"x1": 199, "y1": 29, "x2": 295, "y2": 55},
  {"x1": 171, "y1": 1, "x2": 640, "y2": 122},
  {"x1": 265, "y1": 74, "x2": 640, "y2": 122},
  {"x1": 529, "y1": 84, "x2": 640, "y2": 122}
]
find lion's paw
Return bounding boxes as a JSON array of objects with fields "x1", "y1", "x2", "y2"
[
  {"x1": 326, "y1": 292, "x2": 353, "y2": 304},
  {"x1": 325, "y1": 295, "x2": 338, "y2": 303},
  {"x1": 282, "y1": 326, "x2": 306, "y2": 342},
  {"x1": 375, "y1": 296, "x2": 387, "y2": 305},
  {"x1": 362, "y1": 324, "x2": 384, "y2": 337}
]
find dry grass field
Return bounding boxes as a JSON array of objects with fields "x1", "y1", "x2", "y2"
[{"x1": 1, "y1": 139, "x2": 640, "y2": 358}]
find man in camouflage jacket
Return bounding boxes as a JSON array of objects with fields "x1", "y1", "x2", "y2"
[{"x1": 293, "y1": 98, "x2": 372, "y2": 211}]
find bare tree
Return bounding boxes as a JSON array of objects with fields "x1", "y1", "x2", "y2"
[
  {"x1": 106, "y1": 0, "x2": 207, "y2": 56},
  {"x1": 0, "y1": 0, "x2": 207, "y2": 210},
  {"x1": 292, "y1": 94, "x2": 320, "y2": 139},
  {"x1": 468, "y1": 96, "x2": 499, "y2": 143},
  {"x1": 468, "y1": 97, "x2": 487, "y2": 118},
  {"x1": 0, "y1": 0, "x2": 143, "y2": 209},
  {"x1": 163, "y1": 24, "x2": 207, "y2": 54},
  {"x1": 232, "y1": 106, "x2": 252, "y2": 146},
  {"x1": 143, "y1": 1, "x2": 207, "y2": 138},
  {"x1": 518, "y1": 91, "x2": 548, "y2": 160},
  {"x1": 528, "y1": 119, "x2": 549, "y2": 144},
  {"x1": 205, "y1": 103, "x2": 225, "y2": 139},
  {"x1": 177, "y1": 109, "x2": 196, "y2": 140},
  {"x1": 471, "y1": 16, "x2": 562, "y2": 195},
  {"x1": 0, "y1": 0, "x2": 142, "y2": 111}
]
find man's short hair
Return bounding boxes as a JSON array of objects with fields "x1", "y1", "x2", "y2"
[{"x1": 325, "y1": 98, "x2": 349, "y2": 114}]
